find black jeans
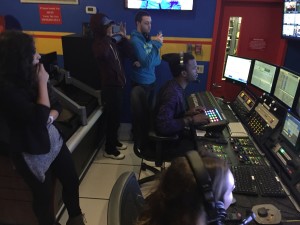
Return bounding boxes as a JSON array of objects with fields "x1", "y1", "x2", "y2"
[
  {"x1": 131, "y1": 81, "x2": 155, "y2": 107},
  {"x1": 12, "y1": 144, "x2": 81, "y2": 225},
  {"x1": 101, "y1": 87, "x2": 123, "y2": 153}
]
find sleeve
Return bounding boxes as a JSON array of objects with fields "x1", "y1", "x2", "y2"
[
  {"x1": 118, "y1": 37, "x2": 138, "y2": 62},
  {"x1": 48, "y1": 84, "x2": 62, "y2": 114},
  {"x1": 155, "y1": 89, "x2": 185, "y2": 136},
  {"x1": 0, "y1": 86, "x2": 50, "y2": 126},
  {"x1": 0, "y1": 86, "x2": 51, "y2": 154},
  {"x1": 131, "y1": 36, "x2": 162, "y2": 68}
]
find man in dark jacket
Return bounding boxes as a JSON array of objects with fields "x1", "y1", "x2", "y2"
[{"x1": 90, "y1": 13, "x2": 138, "y2": 159}]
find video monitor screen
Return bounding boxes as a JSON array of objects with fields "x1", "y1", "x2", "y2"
[
  {"x1": 250, "y1": 60, "x2": 278, "y2": 94},
  {"x1": 223, "y1": 55, "x2": 253, "y2": 84},
  {"x1": 282, "y1": 1, "x2": 300, "y2": 39},
  {"x1": 281, "y1": 112, "x2": 300, "y2": 148},
  {"x1": 273, "y1": 68, "x2": 300, "y2": 108},
  {"x1": 125, "y1": 0, "x2": 193, "y2": 10}
]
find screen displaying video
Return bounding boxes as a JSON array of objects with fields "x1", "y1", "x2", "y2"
[
  {"x1": 273, "y1": 68, "x2": 300, "y2": 108},
  {"x1": 125, "y1": 0, "x2": 193, "y2": 10},
  {"x1": 223, "y1": 55, "x2": 253, "y2": 84},
  {"x1": 250, "y1": 60, "x2": 278, "y2": 93}
]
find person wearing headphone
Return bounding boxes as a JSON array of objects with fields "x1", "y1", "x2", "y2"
[
  {"x1": 136, "y1": 151, "x2": 235, "y2": 225},
  {"x1": 154, "y1": 53, "x2": 210, "y2": 155}
]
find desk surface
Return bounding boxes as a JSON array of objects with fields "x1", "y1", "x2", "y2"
[{"x1": 195, "y1": 101, "x2": 300, "y2": 225}]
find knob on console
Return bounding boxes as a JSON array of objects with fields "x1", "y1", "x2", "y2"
[
  {"x1": 257, "y1": 207, "x2": 268, "y2": 217},
  {"x1": 252, "y1": 204, "x2": 281, "y2": 224}
]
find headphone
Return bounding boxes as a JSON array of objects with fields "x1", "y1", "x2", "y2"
[
  {"x1": 185, "y1": 150, "x2": 227, "y2": 225},
  {"x1": 179, "y1": 52, "x2": 185, "y2": 70}
]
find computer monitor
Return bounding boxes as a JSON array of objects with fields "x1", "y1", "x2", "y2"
[
  {"x1": 250, "y1": 60, "x2": 278, "y2": 94},
  {"x1": 281, "y1": 112, "x2": 300, "y2": 152},
  {"x1": 223, "y1": 55, "x2": 253, "y2": 84},
  {"x1": 273, "y1": 68, "x2": 300, "y2": 108},
  {"x1": 125, "y1": 0, "x2": 194, "y2": 10}
]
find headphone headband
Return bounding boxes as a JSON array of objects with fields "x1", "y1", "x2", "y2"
[
  {"x1": 185, "y1": 151, "x2": 214, "y2": 203},
  {"x1": 185, "y1": 150, "x2": 226, "y2": 225}
]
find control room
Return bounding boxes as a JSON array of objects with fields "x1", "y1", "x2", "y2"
[{"x1": 0, "y1": 0, "x2": 300, "y2": 225}]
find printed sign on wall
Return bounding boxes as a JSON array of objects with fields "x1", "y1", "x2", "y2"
[{"x1": 39, "y1": 4, "x2": 62, "y2": 25}]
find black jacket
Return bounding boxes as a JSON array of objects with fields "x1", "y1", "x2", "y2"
[
  {"x1": 0, "y1": 84, "x2": 62, "y2": 155},
  {"x1": 92, "y1": 36, "x2": 136, "y2": 88}
]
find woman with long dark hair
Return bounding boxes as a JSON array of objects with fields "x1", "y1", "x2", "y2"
[
  {"x1": 136, "y1": 152, "x2": 235, "y2": 225},
  {"x1": 0, "y1": 30, "x2": 85, "y2": 225}
]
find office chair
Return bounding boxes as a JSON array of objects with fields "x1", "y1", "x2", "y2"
[
  {"x1": 130, "y1": 86, "x2": 178, "y2": 184},
  {"x1": 107, "y1": 171, "x2": 144, "y2": 225}
]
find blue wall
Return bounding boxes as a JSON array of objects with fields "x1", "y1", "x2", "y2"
[
  {"x1": 0, "y1": 0, "x2": 217, "y2": 123},
  {"x1": 0, "y1": 0, "x2": 217, "y2": 37}
]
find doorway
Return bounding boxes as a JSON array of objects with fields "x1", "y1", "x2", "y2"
[{"x1": 207, "y1": 0, "x2": 286, "y2": 101}]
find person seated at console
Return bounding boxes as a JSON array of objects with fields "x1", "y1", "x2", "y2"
[
  {"x1": 135, "y1": 151, "x2": 235, "y2": 225},
  {"x1": 155, "y1": 52, "x2": 210, "y2": 155}
]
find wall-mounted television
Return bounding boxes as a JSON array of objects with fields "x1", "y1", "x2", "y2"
[
  {"x1": 125, "y1": 0, "x2": 193, "y2": 10},
  {"x1": 282, "y1": 0, "x2": 300, "y2": 39},
  {"x1": 273, "y1": 67, "x2": 300, "y2": 109},
  {"x1": 250, "y1": 60, "x2": 278, "y2": 94},
  {"x1": 223, "y1": 55, "x2": 253, "y2": 84}
]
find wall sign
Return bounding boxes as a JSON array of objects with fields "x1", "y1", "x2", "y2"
[
  {"x1": 248, "y1": 38, "x2": 266, "y2": 51},
  {"x1": 39, "y1": 4, "x2": 62, "y2": 24},
  {"x1": 21, "y1": 0, "x2": 78, "y2": 4}
]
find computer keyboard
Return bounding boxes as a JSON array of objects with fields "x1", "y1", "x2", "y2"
[
  {"x1": 231, "y1": 165, "x2": 257, "y2": 195},
  {"x1": 231, "y1": 165, "x2": 286, "y2": 197}
]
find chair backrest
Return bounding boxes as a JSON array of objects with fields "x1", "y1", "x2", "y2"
[{"x1": 107, "y1": 171, "x2": 145, "y2": 225}]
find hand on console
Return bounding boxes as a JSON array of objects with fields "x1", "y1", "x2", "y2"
[
  {"x1": 185, "y1": 106, "x2": 206, "y2": 116},
  {"x1": 192, "y1": 114, "x2": 210, "y2": 126}
]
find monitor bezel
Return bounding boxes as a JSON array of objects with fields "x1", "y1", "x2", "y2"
[
  {"x1": 249, "y1": 59, "x2": 279, "y2": 94},
  {"x1": 280, "y1": 111, "x2": 300, "y2": 153},
  {"x1": 223, "y1": 54, "x2": 253, "y2": 85},
  {"x1": 272, "y1": 67, "x2": 300, "y2": 109},
  {"x1": 281, "y1": 0, "x2": 300, "y2": 40},
  {"x1": 124, "y1": 0, "x2": 194, "y2": 11}
]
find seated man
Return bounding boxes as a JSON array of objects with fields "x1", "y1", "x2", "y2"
[{"x1": 155, "y1": 52, "x2": 210, "y2": 155}]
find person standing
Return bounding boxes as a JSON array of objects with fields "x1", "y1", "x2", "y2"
[
  {"x1": 0, "y1": 30, "x2": 85, "y2": 225},
  {"x1": 90, "y1": 13, "x2": 138, "y2": 160},
  {"x1": 130, "y1": 10, "x2": 163, "y2": 101}
]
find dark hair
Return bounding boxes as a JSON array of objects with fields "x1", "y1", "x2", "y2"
[
  {"x1": 0, "y1": 30, "x2": 36, "y2": 89},
  {"x1": 135, "y1": 10, "x2": 151, "y2": 24},
  {"x1": 136, "y1": 153, "x2": 230, "y2": 225},
  {"x1": 167, "y1": 52, "x2": 195, "y2": 77},
  {"x1": 90, "y1": 13, "x2": 113, "y2": 38}
]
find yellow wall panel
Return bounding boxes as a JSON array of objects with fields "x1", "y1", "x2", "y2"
[{"x1": 25, "y1": 31, "x2": 212, "y2": 61}]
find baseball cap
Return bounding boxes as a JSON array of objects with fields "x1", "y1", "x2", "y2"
[{"x1": 101, "y1": 15, "x2": 114, "y2": 26}]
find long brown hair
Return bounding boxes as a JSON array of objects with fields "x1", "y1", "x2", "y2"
[
  {"x1": 0, "y1": 30, "x2": 37, "y2": 90},
  {"x1": 136, "y1": 153, "x2": 230, "y2": 225}
]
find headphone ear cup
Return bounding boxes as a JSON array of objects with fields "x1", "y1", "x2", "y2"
[
  {"x1": 179, "y1": 52, "x2": 184, "y2": 69},
  {"x1": 207, "y1": 201, "x2": 227, "y2": 225},
  {"x1": 216, "y1": 201, "x2": 227, "y2": 220}
]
